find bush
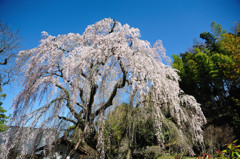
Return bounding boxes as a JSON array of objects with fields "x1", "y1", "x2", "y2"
[{"x1": 203, "y1": 124, "x2": 235, "y2": 155}]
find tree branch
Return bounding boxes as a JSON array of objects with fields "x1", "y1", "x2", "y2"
[
  {"x1": 86, "y1": 84, "x2": 98, "y2": 122},
  {"x1": 109, "y1": 19, "x2": 116, "y2": 34},
  {"x1": 79, "y1": 87, "x2": 85, "y2": 105},
  {"x1": 63, "y1": 98, "x2": 84, "y2": 108},
  {"x1": 25, "y1": 96, "x2": 65, "y2": 117},
  {"x1": 0, "y1": 58, "x2": 8, "y2": 65},
  {"x1": 55, "y1": 84, "x2": 81, "y2": 122},
  {"x1": 68, "y1": 122, "x2": 89, "y2": 159},
  {"x1": 51, "y1": 65, "x2": 87, "y2": 107},
  {"x1": 58, "y1": 115, "x2": 77, "y2": 125},
  {"x1": 53, "y1": 41, "x2": 70, "y2": 53},
  {"x1": 91, "y1": 58, "x2": 127, "y2": 118}
]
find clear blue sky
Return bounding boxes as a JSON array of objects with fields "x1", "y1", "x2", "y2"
[{"x1": 0, "y1": 0, "x2": 240, "y2": 115}]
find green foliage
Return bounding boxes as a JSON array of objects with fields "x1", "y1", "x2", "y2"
[
  {"x1": 104, "y1": 102, "x2": 196, "y2": 158},
  {"x1": 144, "y1": 146, "x2": 162, "y2": 159},
  {"x1": 221, "y1": 140, "x2": 240, "y2": 158},
  {"x1": 104, "y1": 103, "x2": 159, "y2": 158},
  {"x1": 172, "y1": 21, "x2": 240, "y2": 133},
  {"x1": 65, "y1": 125, "x2": 83, "y2": 143},
  {"x1": 198, "y1": 140, "x2": 240, "y2": 159},
  {"x1": 104, "y1": 103, "x2": 129, "y2": 157},
  {"x1": 172, "y1": 55, "x2": 184, "y2": 75},
  {"x1": 104, "y1": 103, "x2": 128, "y2": 144},
  {"x1": 133, "y1": 107, "x2": 157, "y2": 148},
  {"x1": 0, "y1": 87, "x2": 8, "y2": 132},
  {"x1": 210, "y1": 21, "x2": 227, "y2": 40},
  {"x1": 200, "y1": 32, "x2": 217, "y2": 50}
]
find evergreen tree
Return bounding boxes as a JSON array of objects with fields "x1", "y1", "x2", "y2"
[
  {"x1": 172, "y1": 21, "x2": 240, "y2": 135},
  {"x1": 0, "y1": 87, "x2": 8, "y2": 132}
]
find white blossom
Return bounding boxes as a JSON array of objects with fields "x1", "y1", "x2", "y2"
[{"x1": 1, "y1": 18, "x2": 206, "y2": 158}]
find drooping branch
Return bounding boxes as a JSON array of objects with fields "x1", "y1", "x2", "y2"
[
  {"x1": 13, "y1": 96, "x2": 65, "y2": 128},
  {"x1": 55, "y1": 84, "x2": 81, "y2": 122},
  {"x1": 92, "y1": 58, "x2": 127, "y2": 119},
  {"x1": 27, "y1": 96, "x2": 65, "y2": 116},
  {"x1": 3, "y1": 18, "x2": 207, "y2": 158},
  {"x1": 64, "y1": 98, "x2": 84, "y2": 108},
  {"x1": 84, "y1": 56, "x2": 113, "y2": 121},
  {"x1": 54, "y1": 63, "x2": 73, "y2": 86},
  {"x1": 52, "y1": 64, "x2": 87, "y2": 108}
]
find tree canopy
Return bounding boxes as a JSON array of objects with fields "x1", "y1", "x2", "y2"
[
  {"x1": 0, "y1": 88, "x2": 8, "y2": 132},
  {"x1": 172, "y1": 21, "x2": 240, "y2": 137},
  {"x1": 1, "y1": 18, "x2": 206, "y2": 158}
]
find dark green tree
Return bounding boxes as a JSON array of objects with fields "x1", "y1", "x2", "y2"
[
  {"x1": 172, "y1": 21, "x2": 240, "y2": 134},
  {"x1": 0, "y1": 87, "x2": 8, "y2": 132}
]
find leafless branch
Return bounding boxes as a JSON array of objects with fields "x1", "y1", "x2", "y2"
[
  {"x1": 92, "y1": 58, "x2": 127, "y2": 119},
  {"x1": 55, "y1": 84, "x2": 81, "y2": 122},
  {"x1": 58, "y1": 115, "x2": 77, "y2": 125},
  {"x1": 0, "y1": 21, "x2": 21, "y2": 86}
]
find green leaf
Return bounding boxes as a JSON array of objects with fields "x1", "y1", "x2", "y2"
[
  {"x1": 222, "y1": 150, "x2": 227, "y2": 153},
  {"x1": 235, "y1": 152, "x2": 240, "y2": 157},
  {"x1": 228, "y1": 143, "x2": 233, "y2": 149}
]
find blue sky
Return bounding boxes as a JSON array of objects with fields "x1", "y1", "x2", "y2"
[{"x1": 0, "y1": 0, "x2": 240, "y2": 115}]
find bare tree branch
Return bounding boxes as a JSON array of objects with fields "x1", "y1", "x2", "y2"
[
  {"x1": 0, "y1": 21, "x2": 21, "y2": 86},
  {"x1": 55, "y1": 84, "x2": 81, "y2": 122},
  {"x1": 58, "y1": 115, "x2": 77, "y2": 125},
  {"x1": 92, "y1": 58, "x2": 127, "y2": 119},
  {"x1": 109, "y1": 19, "x2": 116, "y2": 33},
  {"x1": 0, "y1": 59, "x2": 7, "y2": 65},
  {"x1": 79, "y1": 87, "x2": 85, "y2": 105},
  {"x1": 86, "y1": 84, "x2": 98, "y2": 122}
]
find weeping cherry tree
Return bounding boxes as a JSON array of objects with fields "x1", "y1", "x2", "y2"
[{"x1": 1, "y1": 18, "x2": 206, "y2": 158}]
